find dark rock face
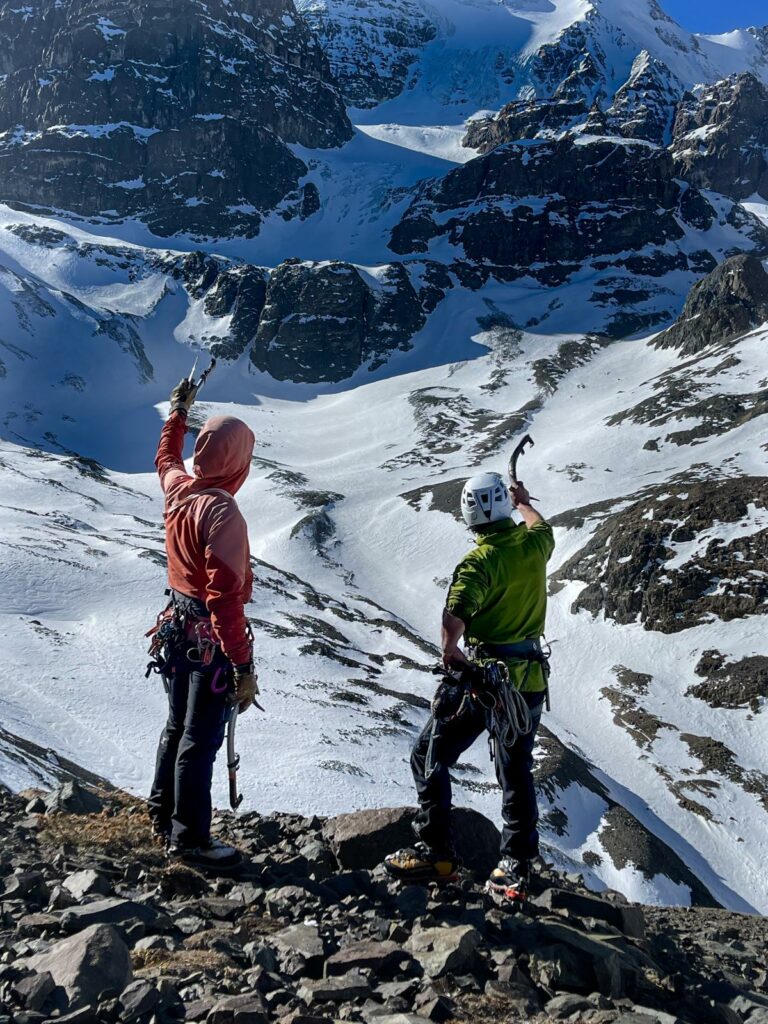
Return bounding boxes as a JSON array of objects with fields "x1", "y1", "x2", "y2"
[
  {"x1": 553, "y1": 478, "x2": 768, "y2": 634},
  {"x1": 464, "y1": 99, "x2": 589, "y2": 152},
  {"x1": 672, "y1": 73, "x2": 768, "y2": 201},
  {"x1": 251, "y1": 259, "x2": 449, "y2": 383},
  {"x1": 687, "y1": 651, "x2": 768, "y2": 713},
  {"x1": 0, "y1": 0, "x2": 352, "y2": 237},
  {"x1": 297, "y1": 0, "x2": 436, "y2": 108},
  {"x1": 390, "y1": 136, "x2": 704, "y2": 280},
  {"x1": 654, "y1": 254, "x2": 768, "y2": 356}
]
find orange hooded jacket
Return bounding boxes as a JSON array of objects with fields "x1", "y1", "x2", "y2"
[{"x1": 155, "y1": 411, "x2": 255, "y2": 666}]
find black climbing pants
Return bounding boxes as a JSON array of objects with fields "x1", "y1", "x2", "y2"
[
  {"x1": 148, "y1": 648, "x2": 231, "y2": 848},
  {"x1": 411, "y1": 690, "x2": 544, "y2": 863}
]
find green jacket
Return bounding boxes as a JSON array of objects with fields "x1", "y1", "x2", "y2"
[{"x1": 445, "y1": 518, "x2": 555, "y2": 692}]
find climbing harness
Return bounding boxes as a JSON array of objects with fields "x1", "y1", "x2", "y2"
[{"x1": 425, "y1": 638, "x2": 552, "y2": 776}]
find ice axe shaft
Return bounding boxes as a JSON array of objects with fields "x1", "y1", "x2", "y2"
[{"x1": 226, "y1": 705, "x2": 243, "y2": 811}]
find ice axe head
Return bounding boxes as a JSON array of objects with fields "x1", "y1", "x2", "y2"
[
  {"x1": 187, "y1": 356, "x2": 217, "y2": 392},
  {"x1": 509, "y1": 434, "x2": 534, "y2": 485}
]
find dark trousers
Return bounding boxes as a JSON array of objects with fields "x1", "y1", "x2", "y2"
[
  {"x1": 148, "y1": 649, "x2": 231, "y2": 848},
  {"x1": 411, "y1": 691, "x2": 544, "y2": 863}
]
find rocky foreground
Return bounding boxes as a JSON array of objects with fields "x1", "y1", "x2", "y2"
[{"x1": 1, "y1": 782, "x2": 767, "y2": 1024}]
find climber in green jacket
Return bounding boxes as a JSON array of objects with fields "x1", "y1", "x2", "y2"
[{"x1": 386, "y1": 471, "x2": 554, "y2": 900}]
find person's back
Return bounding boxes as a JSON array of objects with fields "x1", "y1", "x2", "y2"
[
  {"x1": 385, "y1": 470, "x2": 555, "y2": 902},
  {"x1": 447, "y1": 515, "x2": 554, "y2": 693},
  {"x1": 147, "y1": 377, "x2": 259, "y2": 872}
]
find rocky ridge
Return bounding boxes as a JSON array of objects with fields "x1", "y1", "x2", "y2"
[{"x1": 2, "y1": 779, "x2": 768, "y2": 1024}]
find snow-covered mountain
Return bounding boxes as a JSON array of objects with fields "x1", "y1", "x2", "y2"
[
  {"x1": 0, "y1": 0, "x2": 767, "y2": 916},
  {"x1": 299, "y1": 0, "x2": 768, "y2": 118}
]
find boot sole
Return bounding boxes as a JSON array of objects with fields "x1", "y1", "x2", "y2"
[
  {"x1": 168, "y1": 851, "x2": 243, "y2": 875},
  {"x1": 384, "y1": 863, "x2": 460, "y2": 884}
]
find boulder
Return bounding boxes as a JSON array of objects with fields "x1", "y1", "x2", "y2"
[
  {"x1": 44, "y1": 782, "x2": 105, "y2": 816},
  {"x1": 271, "y1": 923, "x2": 325, "y2": 978},
  {"x1": 207, "y1": 993, "x2": 268, "y2": 1024},
  {"x1": 60, "y1": 897, "x2": 168, "y2": 932},
  {"x1": 322, "y1": 805, "x2": 500, "y2": 875},
  {"x1": 26, "y1": 923, "x2": 132, "y2": 1010},
  {"x1": 13, "y1": 971, "x2": 55, "y2": 1011},
  {"x1": 298, "y1": 971, "x2": 372, "y2": 1004},
  {"x1": 62, "y1": 870, "x2": 111, "y2": 900},
  {"x1": 405, "y1": 925, "x2": 482, "y2": 978},
  {"x1": 533, "y1": 887, "x2": 645, "y2": 939},
  {"x1": 119, "y1": 979, "x2": 160, "y2": 1020},
  {"x1": 545, "y1": 993, "x2": 593, "y2": 1018},
  {"x1": 325, "y1": 939, "x2": 406, "y2": 978}
]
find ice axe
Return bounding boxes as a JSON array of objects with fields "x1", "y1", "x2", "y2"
[
  {"x1": 226, "y1": 705, "x2": 243, "y2": 811},
  {"x1": 188, "y1": 355, "x2": 217, "y2": 393},
  {"x1": 509, "y1": 433, "x2": 538, "y2": 503},
  {"x1": 509, "y1": 433, "x2": 534, "y2": 486}
]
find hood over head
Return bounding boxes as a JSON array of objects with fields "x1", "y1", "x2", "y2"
[{"x1": 193, "y1": 416, "x2": 255, "y2": 495}]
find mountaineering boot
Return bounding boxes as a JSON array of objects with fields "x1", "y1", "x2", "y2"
[
  {"x1": 168, "y1": 837, "x2": 242, "y2": 873},
  {"x1": 486, "y1": 857, "x2": 531, "y2": 905},
  {"x1": 384, "y1": 842, "x2": 459, "y2": 882}
]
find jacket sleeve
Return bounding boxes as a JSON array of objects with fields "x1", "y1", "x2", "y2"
[
  {"x1": 527, "y1": 521, "x2": 556, "y2": 561},
  {"x1": 203, "y1": 499, "x2": 253, "y2": 666},
  {"x1": 445, "y1": 552, "x2": 490, "y2": 625},
  {"x1": 155, "y1": 411, "x2": 190, "y2": 495}
]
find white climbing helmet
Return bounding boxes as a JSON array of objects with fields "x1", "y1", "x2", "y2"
[{"x1": 460, "y1": 472, "x2": 512, "y2": 528}]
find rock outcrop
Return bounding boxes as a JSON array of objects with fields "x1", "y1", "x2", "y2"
[
  {"x1": 390, "y1": 136, "x2": 714, "y2": 282},
  {"x1": 251, "y1": 259, "x2": 450, "y2": 383},
  {"x1": 297, "y1": 0, "x2": 436, "y2": 108},
  {"x1": 2, "y1": 782, "x2": 767, "y2": 1024},
  {"x1": 672, "y1": 73, "x2": 768, "y2": 201},
  {"x1": 653, "y1": 254, "x2": 768, "y2": 355},
  {"x1": 552, "y1": 478, "x2": 768, "y2": 634},
  {"x1": 0, "y1": 0, "x2": 352, "y2": 237},
  {"x1": 597, "y1": 51, "x2": 683, "y2": 145}
]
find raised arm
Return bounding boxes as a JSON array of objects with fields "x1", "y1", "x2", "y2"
[
  {"x1": 155, "y1": 410, "x2": 189, "y2": 493},
  {"x1": 511, "y1": 481, "x2": 544, "y2": 528}
]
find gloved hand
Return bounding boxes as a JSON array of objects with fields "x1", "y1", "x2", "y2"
[
  {"x1": 234, "y1": 667, "x2": 259, "y2": 714},
  {"x1": 511, "y1": 480, "x2": 532, "y2": 507},
  {"x1": 170, "y1": 378, "x2": 200, "y2": 415}
]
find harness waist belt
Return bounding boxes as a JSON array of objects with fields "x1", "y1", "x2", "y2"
[
  {"x1": 170, "y1": 589, "x2": 209, "y2": 619},
  {"x1": 480, "y1": 639, "x2": 546, "y2": 662}
]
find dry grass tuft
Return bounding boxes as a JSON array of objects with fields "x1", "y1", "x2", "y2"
[
  {"x1": 132, "y1": 948, "x2": 234, "y2": 974},
  {"x1": 39, "y1": 797, "x2": 164, "y2": 863}
]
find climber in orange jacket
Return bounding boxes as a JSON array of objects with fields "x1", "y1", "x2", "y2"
[{"x1": 148, "y1": 375, "x2": 257, "y2": 871}]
